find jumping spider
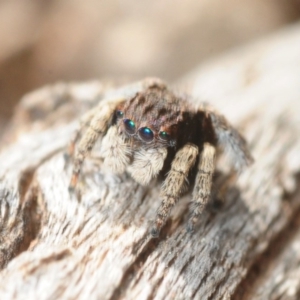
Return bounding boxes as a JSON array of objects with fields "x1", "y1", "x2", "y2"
[{"x1": 67, "y1": 78, "x2": 253, "y2": 237}]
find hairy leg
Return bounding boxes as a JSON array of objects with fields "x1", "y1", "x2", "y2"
[
  {"x1": 65, "y1": 106, "x2": 99, "y2": 162},
  {"x1": 188, "y1": 142, "x2": 216, "y2": 232},
  {"x1": 208, "y1": 109, "x2": 253, "y2": 171},
  {"x1": 69, "y1": 98, "x2": 124, "y2": 191},
  {"x1": 151, "y1": 143, "x2": 199, "y2": 237},
  {"x1": 127, "y1": 147, "x2": 167, "y2": 185}
]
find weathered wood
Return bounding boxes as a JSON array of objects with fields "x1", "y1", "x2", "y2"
[{"x1": 0, "y1": 23, "x2": 300, "y2": 300}]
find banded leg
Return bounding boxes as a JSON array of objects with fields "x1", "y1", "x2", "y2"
[
  {"x1": 151, "y1": 143, "x2": 199, "y2": 237},
  {"x1": 188, "y1": 142, "x2": 216, "y2": 232},
  {"x1": 69, "y1": 98, "x2": 124, "y2": 191}
]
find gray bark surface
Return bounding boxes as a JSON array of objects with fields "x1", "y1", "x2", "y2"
[{"x1": 0, "y1": 23, "x2": 300, "y2": 300}]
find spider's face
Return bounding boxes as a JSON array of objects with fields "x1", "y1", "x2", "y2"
[{"x1": 114, "y1": 87, "x2": 184, "y2": 148}]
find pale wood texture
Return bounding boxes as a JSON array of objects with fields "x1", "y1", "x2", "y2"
[{"x1": 0, "y1": 23, "x2": 300, "y2": 300}]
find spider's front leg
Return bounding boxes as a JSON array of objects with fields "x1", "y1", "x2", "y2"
[
  {"x1": 187, "y1": 142, "x2": 216, "y2": 232},
  {"x1": 65, "y1": 106, "x2": 99, "y2": 163},
  {"x1": 151, "y1": 143, "x2": 199, "y2": 237},
  {"x1": 208, "y1": 109, "x2": 253, "y2": 171},
  {"x1": 69, "y1": 98, "x2": 125, "y2": 192}
]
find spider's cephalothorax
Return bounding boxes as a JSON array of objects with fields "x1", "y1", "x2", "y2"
[{"x1": 67, "y1": 78, "x2": 253, "y2": 237}]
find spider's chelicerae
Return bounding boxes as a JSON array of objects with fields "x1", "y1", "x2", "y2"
[{"x1": 68, "y1": 78, "x2": 253, "y2": 237}]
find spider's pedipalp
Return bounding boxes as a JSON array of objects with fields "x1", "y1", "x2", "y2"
[
  {"x1": 100, "y1": 126, "x2": 132, "y2": 173},
  {"x1": 209, "y1": 111, "x2": 253, "y2": 172},
  {"x1": 69, "y1": 98, "x2": 125, "y2": 191},
  {"x1": 188, "y1": 142, "x2": 216, "y2": 232},
  {"x1": 127, "y1": 147, "x2": 168, "y2": 185},
  {"x1": 151, "y1": 143, "x2": 198, "y2": 237}
]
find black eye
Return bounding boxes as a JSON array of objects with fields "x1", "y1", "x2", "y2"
[
  {"x1": 138, "y1": 127, "x2": 154, "y2": 142},
  {"x1": 159, "y1": 131, "x2": 170, "y2": 141},
  {"x1": 116, "y1": 110, "x2": 124, "y2": 118},
  {"x1": 123, "y1": 119, "x2": 136, "y2": 134}
]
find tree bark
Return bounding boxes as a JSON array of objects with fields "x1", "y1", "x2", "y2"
[{"x1": 0, "y1": 23, "x2": 300, "y2": 300}]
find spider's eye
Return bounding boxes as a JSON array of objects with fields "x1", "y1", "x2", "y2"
[
  {"x1": 159, "y1": 131, "x2": 170, "y2": 141},
  {"x1": 138, "y1": 127, "x2": 154, "y2": 142},
  {"x1": 116, "y1": 110, "x2": 124, "y2": 118},
  {"x1": 123, "y1": 119, "x2": 136, "y2": 134}
]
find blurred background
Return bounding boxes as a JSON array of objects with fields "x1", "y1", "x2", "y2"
[{"x1": 1, "y1": 0, "x2": 300, "y2": 132}]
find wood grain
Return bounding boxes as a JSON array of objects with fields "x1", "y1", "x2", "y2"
[{"x1": 0, "y1": 24, "x2": 300, "y2": 300}]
